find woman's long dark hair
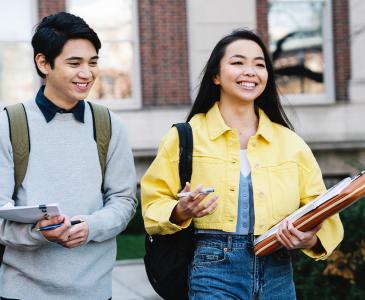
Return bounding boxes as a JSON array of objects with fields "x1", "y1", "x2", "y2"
[{"x1": 186, "y1": 29, "x2": 293, "y2": 130}]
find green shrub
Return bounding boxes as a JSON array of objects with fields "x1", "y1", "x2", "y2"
[
  {"x1": 116, "y1": 234, "x2": 145, "y2": 260},
  {"x1": 294, "y1": 197, "x2": 365, "y2": 300}
]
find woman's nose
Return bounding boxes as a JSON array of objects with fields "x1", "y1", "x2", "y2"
[{"x1": 243, "y1": 65, "x2": 255, "y2": 76}]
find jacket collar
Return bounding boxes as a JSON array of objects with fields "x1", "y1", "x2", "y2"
[
  {"x1": 206, "y1": 101, "x2": 274, "y2": 143},
  {"x1": 206, "y1": 102, "x2": 231, "y2": 140},
  {"x1": 256, "y1": 109, "x2": 274, "y2": 143}
]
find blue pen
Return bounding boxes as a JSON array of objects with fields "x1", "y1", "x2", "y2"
[{"x1": 36, "y1": 220, "x2": 83, "y2": 231}]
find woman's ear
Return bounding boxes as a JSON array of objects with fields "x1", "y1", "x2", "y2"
[
  {"x1": 35, "y1": 53, "x2": 49, "y2": 77},
  {"x1": 213, "y1": 74, "x2": 220, "y2": 85}
]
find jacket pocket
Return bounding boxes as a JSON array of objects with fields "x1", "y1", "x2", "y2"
[
  {"x1": 190, "y1": 156, "x2": 225, "y2": 207},
  {"x1": 267, "y1": 161, "x2": 300, "y2": 221}
]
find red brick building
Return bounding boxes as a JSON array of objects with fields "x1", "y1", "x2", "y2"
[{"x1": 0, "y1": 0, "x2": 364, "y2": 183}]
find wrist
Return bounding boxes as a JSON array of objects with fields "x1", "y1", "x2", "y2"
[
  {"x1": 307, "y1": 235, "x2": 318, "y2": 249},
  {"x1": 170, "y1": 203, "x2": 189, "y2": 225}
]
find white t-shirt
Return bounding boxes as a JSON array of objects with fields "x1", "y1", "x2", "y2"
[{"x1": 240, "y1": 149, "x2": 251, "y2": 177}]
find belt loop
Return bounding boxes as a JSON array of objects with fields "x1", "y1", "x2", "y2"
[
  {"x1": 249, "y1": 233, "x2": 255, "y2": 246},
  {"x1": 227, "y1": 235, "x2": 233, "y2": 251}
]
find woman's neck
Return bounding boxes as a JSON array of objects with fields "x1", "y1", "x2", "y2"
[
  {"x1": 218, "y1": 99, "x2": 258, "y2": 131},
  {"x1": 218, "y1": 98, "x2": 259, "y2": 149}
]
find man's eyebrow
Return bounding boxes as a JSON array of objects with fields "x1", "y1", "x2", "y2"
[
  {"x1": 229, "y1": 54, "x2": 265, "y2": 61},
  {"x1": 65, "y1": 55, "x2": 99, "y2": 61}
]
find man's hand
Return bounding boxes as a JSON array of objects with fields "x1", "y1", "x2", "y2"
[
  {"x1": 170, "y1": 182, "x2": 219, "y2": 224},
  {"x1": 276, "y1": 220, "x2": 322, "y2": 250},
  {"x1": 61, "y1": 217, "x2": 89, "y2": 248},
  {"x1": 37, "y1": 215, "x2": 71, "y2": 244}
]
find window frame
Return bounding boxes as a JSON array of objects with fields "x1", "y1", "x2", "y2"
[
  {"x1": 66, "y1": 0, "x2": 142, "y2": 110},
  {"x1": 268, "y1": 0, "x2": 335, "y2": 105},
  {"x1": 0, "y1": 0, "x2": 39, "y2": 105}
]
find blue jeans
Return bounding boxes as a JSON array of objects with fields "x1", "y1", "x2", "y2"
[{"x1": 188, "y1": 234, "x2": 296, "y2": 300}]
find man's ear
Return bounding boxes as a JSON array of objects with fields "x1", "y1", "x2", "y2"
[
  {"x1": 35, "y1": 53, "x2": 49, "y2": 76},
  {"x1": 213, "y1": 74, "x2": 220, "y2": 85}
]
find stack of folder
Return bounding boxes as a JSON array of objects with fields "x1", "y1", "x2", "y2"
[{"x1": 254, "y1": 171, "x2": 365, "y2": 257}]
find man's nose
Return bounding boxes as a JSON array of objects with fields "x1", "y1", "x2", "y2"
[{"x1": 78, "y1": 66, "x2": 93, "y2": 78}]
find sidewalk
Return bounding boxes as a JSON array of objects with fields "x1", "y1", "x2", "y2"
[{"x1": 112, "y1": 259, "x2": 162, "y2": 300}]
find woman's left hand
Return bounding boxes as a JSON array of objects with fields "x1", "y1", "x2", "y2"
[{"x1": 276, "y1": 220, "x2": 322, "y2": 250}]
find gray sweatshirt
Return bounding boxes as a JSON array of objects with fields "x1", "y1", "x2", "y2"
[{"x1": 0, "y1": 100, "x2": 137, "y2": 300}]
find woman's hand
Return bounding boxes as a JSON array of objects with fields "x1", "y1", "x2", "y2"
[
  {"x1": 276, "y1": 220, "x2": 322, "y2": 250},
  {"x1": 170, "y1": 182, "x2": 219, "y2": 224}
]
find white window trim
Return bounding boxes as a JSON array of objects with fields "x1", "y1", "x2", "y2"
[
  {"x1": 94, "y1": 1, "x2": 142, "y2": 111},
  {"x1": 67, "y1": 1, "x2": 142, "y2": 111},
  {"x1": 270, "y1": 0, "x2": 335, "y2": 105},
  {"x1": 0, "y1": 0, "x2": 39, "y2": 105}
]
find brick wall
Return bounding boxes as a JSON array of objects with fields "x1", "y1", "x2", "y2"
[
  {"x1": 255, "y1": 0, "x2": 350, "y2": 102},
  {"x1": 333, "y1": 0, "x2": 350, "y2": 101},
  {"x1": 256, "y1": 0, "x2": 269, "y2": 46},
  {"x1": 138, "y1": 0, "x2": 190, "y2": 106},
  {"x1": 38, "y1": 0, "x2": 65, "y2": 20}
]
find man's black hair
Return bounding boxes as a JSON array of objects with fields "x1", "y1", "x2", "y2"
[{"x1": 31, "y1": 11, "x2": 101, "y2": 78}]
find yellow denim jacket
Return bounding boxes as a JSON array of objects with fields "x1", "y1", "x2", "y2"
[{"x1": 141, "y1": 102, "x2": 343, "y2": 259}]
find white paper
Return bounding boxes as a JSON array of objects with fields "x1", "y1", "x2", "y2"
[
  {"x1": 254, "y1": 176, "x2": 353, "y2": 245},
  {"x1": 0, "y1": 203, "x2": 61, "y2": 223}
]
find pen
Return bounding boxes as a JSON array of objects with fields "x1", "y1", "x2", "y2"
[
  {"x1": 177, "y1": 187, "x2": 214, "y2": 198},
  {"x1": 36, "y1": 220, "x2": 83, "y2": 231}
]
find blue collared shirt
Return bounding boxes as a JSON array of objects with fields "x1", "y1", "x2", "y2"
[{"x1": 35, "y1": 86, "x2": 85, "y2": 123}]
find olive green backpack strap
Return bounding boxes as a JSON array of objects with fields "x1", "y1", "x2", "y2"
[
  {"x1": 88, "y1": 102, "x2": 111, "y2": 181},
  {"x1": 4, "y1": 103, "x2": 30, "y2": 200}
]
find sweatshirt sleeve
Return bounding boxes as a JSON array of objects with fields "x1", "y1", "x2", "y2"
[
  {"x1": 81, "y1": 112, "x2": 138, "y2": 242},
  {"x1": 0, "y1": 111, "x2": 48, "y2": 250}
]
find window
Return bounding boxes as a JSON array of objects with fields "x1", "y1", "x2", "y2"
[
  {"x1": 0, "y1": 1, "x2": 38, "y2": 104},
  {"x1": 268, "y1": 0, "x2": 334, "y2": 104},
  {"x1": 67, "y1": 0, "x2": 141, "y2": 109}
]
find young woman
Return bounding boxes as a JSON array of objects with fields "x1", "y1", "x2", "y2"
[{"x1": 141, "y1": 29, "x2": 343, "y2": 299}]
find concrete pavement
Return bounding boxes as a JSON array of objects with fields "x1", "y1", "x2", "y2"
[{"x1": 112, "y1": 259, "x2": 162, "y2": 300}]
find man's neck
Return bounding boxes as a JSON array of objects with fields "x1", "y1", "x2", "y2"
[{"x1": 43, "y1": 85, "x2": 79, "y2": 110}]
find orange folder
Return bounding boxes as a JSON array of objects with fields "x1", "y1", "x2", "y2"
[{"x1": 254, "y1": 171, "x2": 365, "y2": 257}]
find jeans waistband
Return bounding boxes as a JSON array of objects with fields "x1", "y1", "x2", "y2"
[{"x1": 195, "y1": 233, "x2": 256, "y2": 249}]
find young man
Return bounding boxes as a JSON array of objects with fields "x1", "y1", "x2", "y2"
[{"x1": 0, "y1": 12, "x2": 137, "y2": 300}]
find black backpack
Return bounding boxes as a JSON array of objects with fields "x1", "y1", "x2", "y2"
[{"x1": 144, "y1": 123, "x2": 195, "y2": 300}]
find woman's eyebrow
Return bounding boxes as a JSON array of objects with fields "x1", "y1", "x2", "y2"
[{"x1": 229, "y1": 54, "x2": 265, "y2": 61}]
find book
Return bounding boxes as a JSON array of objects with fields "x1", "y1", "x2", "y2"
[
  {"x1": 254, "y1": 171, "x2": 365, "y2": 257},
  {"x1": 0, "y1": 203, "x2": 61, "y2": 224}
]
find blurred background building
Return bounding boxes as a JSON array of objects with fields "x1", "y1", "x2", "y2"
[{"x1": 0, "y1": 0, "x2": 364, "y2": 186}]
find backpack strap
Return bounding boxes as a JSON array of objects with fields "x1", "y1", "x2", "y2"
[
  {"x1": 4, "y1": 103, "x2": 30, "y2": 200},
  {"x1": 88, "y1": 102, "x2": 111, "y2": 180},
  {"x1": 173, "y1": 123, "x2": 193, "y2": 188}
]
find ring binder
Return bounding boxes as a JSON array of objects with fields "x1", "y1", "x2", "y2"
[
  {"x1": 38, "y1": 204, "x2": 47, "y2": 213},
  {"x1": 0, "y1": 203, "x2": 60, "y2": 223}
]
